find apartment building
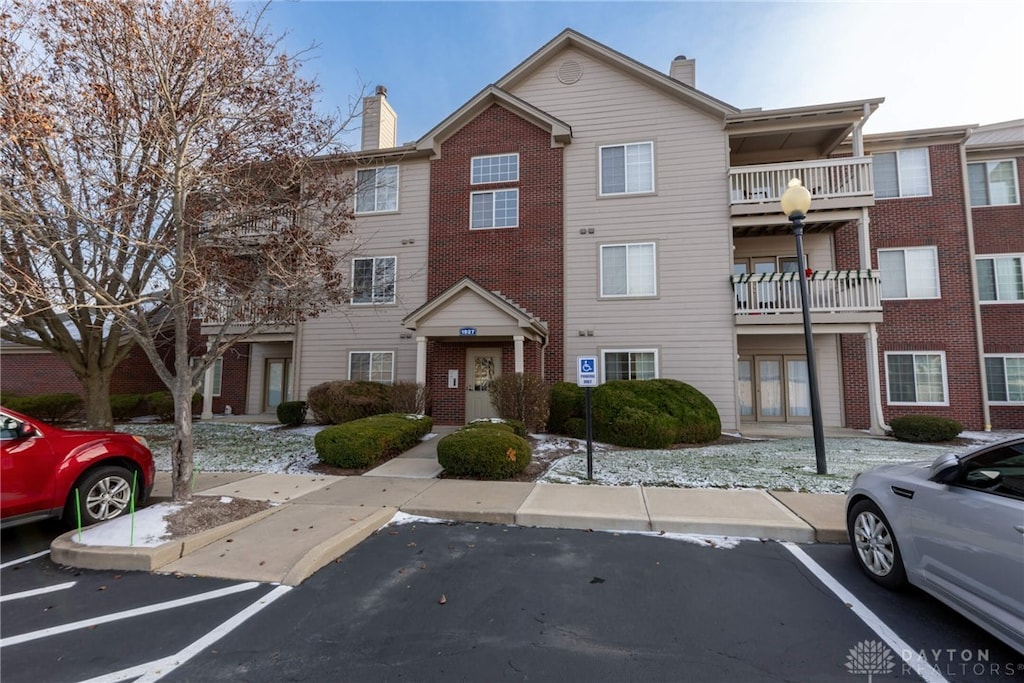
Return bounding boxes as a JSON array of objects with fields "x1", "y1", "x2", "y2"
[{"x1": 5, "y1": 29, "x2": 1020, "y2": 433}]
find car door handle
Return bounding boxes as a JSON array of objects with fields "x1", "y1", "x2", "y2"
[{"x1": 1015, "y1": 525, "x2": 1024, "y2": 535}]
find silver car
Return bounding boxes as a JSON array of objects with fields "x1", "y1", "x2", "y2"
[{"x1": 846, "y1": 436, "x2": 1024, "y2": 654}]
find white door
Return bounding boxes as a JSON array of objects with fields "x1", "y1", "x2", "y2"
[
  {"x1": 753, "y1": 258, "x2": 777, "y2": 309},
  {"x1": 465, "y1": 348, "x2": 501, "y2": 423}
]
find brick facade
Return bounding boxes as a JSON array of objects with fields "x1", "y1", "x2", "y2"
[{"x1": 0, "y1": 344, "x2": 165, "y2": 401}]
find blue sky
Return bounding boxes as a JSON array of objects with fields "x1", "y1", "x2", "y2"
[{"x1": 248, "y1": 1, "x2": 1024, "y2": 149}]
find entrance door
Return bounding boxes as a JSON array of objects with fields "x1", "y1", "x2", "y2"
[
  {"x1": 465, "y1": 348, "x2": 501, "y2": 423},
  {"x1": 264, "y1": 358, "x2": 291, "y2": 412},
  {"x1": 741, "y1": 355, "x2": 811, "y2": 423},
  {"x1": 756, "y1": 356, "x2": 784, "y2": 421}
]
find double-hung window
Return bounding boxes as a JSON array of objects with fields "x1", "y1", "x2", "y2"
[
  {"x1": 886, "y1": 352, "x2": 948, "y2": 405},
  {"x1": 356, "y1": 166, "x2": 399, "y2": 214},
  {"x1": 968, "y1": 160, "x2": 1019, "y2": 206},
  {"x1": 878, "y1": 247, "x2": 939, "y2": 299},
  {"x1": 977, "y1": 254, "x2": 1024, "y2": 302},
  {"x1": 603, "y1": 350, "x2": 658, "y2": 381},
  {"x1": 600, "y1": 142, "x2": 654, "y2": 195},
  {"x1": 873, "y1": 148, "x2": 931, "y2": 199},
  {"x1": 985, "y1": 356, "x2": 1024, "y2": 403},
  {"x1": 191, "y1": 357, "x2": 223, "y2": 397},
  {"x1": 351, "y1": 256, "x2": 396, "y2": 304},
  {"x1": 470, "y1": 153, "x2": 518, "y2": 229},
  {"x1": 601, "y1": 243, "x2": 656, "y2": 297},
  {"x1": 349, "y1": 351, "x2": 394, "y2": 384}
]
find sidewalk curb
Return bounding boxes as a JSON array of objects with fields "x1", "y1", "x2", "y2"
[{"x1": 281, "y1": 507, "x2": 397, "y2": 586}]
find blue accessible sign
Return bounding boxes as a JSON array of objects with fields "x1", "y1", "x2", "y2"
[{"x1": 576, "y1": 356, "x2": 598, "y2": 387}]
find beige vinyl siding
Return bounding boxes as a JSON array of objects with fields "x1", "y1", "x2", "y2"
[
  {"x1": 510, "y1": 47, "x2": 739, "y2": 429},
  {"x1": 295, "y1": 158, "x2": 430, "y2": 400}
]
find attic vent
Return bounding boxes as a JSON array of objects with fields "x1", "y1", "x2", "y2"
[{"x1": 557, "y1": 59, "x2": 583, "y2": 85}]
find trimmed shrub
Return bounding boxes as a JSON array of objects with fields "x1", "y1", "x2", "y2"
[
  {"x1": 547, "y1": 382, "x2": 584, "y2": 434},
  {"x1": 592, "y1": 379, "x2": 721, "y2": 447},
  {"x1": 466, "y1": 417, "x2": 527, "y2": 437},
  {"x1": 4, "y1": 393, "x2": 82, "y2": 422},
  {"x1": 890, "y1": 415, "x2": 963, "y2": 443},
  {"x1": 306, "y1": 380, "x2": 391, "y2": 425},
  {"x1": 314, "y1": 413, "x2": 433, "y2": 468},
  {"x1": 143, "y1": 391, "x2": 201, "y2": 420},
  {"x1": 276, "y1": 400, "x2": 307, "y2": 427},
  {"x1": 488, "y1": 373, "x2": 550, "y2": 432},
  {"x1": 389, "y1": 381, "x2": 430, "y2": 414},
  {"x1": 607, "y1": 406, "x2": 682, "y2": 449},
  {"x1": 437, "y1": 426, "x2": 532, "y2": 479},
  {"x1": 564, "y1": 417, "x2": 587, "y2": 440},
  {"x1": 110, "y1": 394, "x2": 145, "y2": 420}
]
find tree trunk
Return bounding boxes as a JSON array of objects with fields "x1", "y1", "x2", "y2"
[
  {"x1": 170, "y1": 365, "x2": 195, "y2": 502},
  {"x1": 80, "y1": 369, "x2": 114, "y2": 430}
]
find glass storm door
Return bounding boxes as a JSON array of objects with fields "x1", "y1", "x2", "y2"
[
  {"x1": 264, "y1": 358, "x2": 290, "y2": 411},
  {"x1": 465, "y1": 348, "x2": 500, "y2": 423},
  {"x1": 756, "y1": 357, "x2": 784, "y2": 421},
  {"x1": 737, "y1": 358, "x2": 754, "y2": 419}
]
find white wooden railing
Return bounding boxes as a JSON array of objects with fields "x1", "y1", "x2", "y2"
[
  {"x1": 205, "y1": 206, "x2": 297, "y2": 238},
  {"x1": 729, "y1": 157, "x2": 874, "y2": 206},
  {"x1": 196, "y1": 296, "x2": 294, "y2": 327},
  {"x1": 731, "y1": 270, "x2": 882, "y2": 316}
]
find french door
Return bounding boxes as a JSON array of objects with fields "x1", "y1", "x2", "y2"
[{"x1": 739, "y1": 355, "x2": 811, "y2": 423}]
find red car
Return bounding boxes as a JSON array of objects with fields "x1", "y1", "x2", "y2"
[{"x1": 1, "y1": 407, "x2": 156, "y2": 529}]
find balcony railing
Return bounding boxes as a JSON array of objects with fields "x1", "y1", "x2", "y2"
[
  {"x1": 195, "y1": 296, "x2": 295, "y2": 329},
  {"x1": 205, "y1": 206, "x2": 297, "y2": 239},
  {"x1": 730, "y1": 157, "x2": 874, "y2": 207},
  {"x1": 731, "y1": 270, "x2": 882, "y2": 317}
]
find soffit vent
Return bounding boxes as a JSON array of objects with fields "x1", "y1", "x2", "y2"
[{"x1": 557, "y1": 59, "x2": 583, "y2": 85}]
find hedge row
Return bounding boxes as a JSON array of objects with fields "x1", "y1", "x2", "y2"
[{"x1": 314, "y1": 413, "x2": 433, "y2": 468}]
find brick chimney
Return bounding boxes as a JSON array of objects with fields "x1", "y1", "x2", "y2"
[
  {"x1": 669, "y1": 55, "x2": 696, "y2": 88},
  {"x1": 361, "y1": 85, "x2": 397, "y2": 151}
]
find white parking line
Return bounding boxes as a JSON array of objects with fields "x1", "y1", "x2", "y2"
[
  {"x1": 781, "y1": 542, "x2": 948, "y2": 683},
  {"x1": 0, "y1": 581, "x2": 75, "y2": 603},
  {"x1": 75, "y1": 584, "x2": 292, "y2": 683},
  {"x1": 0, "y1": 581, "x2": 262, "y2": 648},
  {"x1": 0, "y1": 549, "x2": 50, "y2": 569}
]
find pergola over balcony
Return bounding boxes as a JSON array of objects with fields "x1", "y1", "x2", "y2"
[{"x1": 731, "y1": 269, "x2": 883, "y2": 325}]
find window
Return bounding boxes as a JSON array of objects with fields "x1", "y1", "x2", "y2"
[
  {"x1": 985, "y1": 356, "x2": 1024, "y2": 403},
  {"x1": 351, "y1": 256, "x2": 396, "y2": 304},
  {"x1": 355, "y1": 166, "x2": 398, "y2": 213},
  {"x1": 954, "y1": 440, "x2": 1024, "y2": 501},
  {"x1": 349, "y1": 351, "x2": 394, "y2": 384},
  {"x1": 191, "y1": 357, "x2": 223, "y2": 397},
  {"x1": 977, "y1": 255, "x2": 1024, "y2": 302},
  {"x1": 878, "y1": 247, "x2": 939, "y2": 299},
  {"x1": 885, "y1": 352, "x2": 948, "y2": 405},
  {"x1": 601, "y1": 243, "x2": 656, "y2": 297},
  {"x1": 603, "y1": 350, "x2": 658, "y2": 381},
  {"x1": 873, "y1": 148, "x2": 931, "y2": 198},
  {"x1": 968, "y1": 160, "x2": 1019, "y2": 206},
  {"x1": 600, "y1": 142, "x2": 654, "y2": 195},
  {"x1": 470, "y1": 189, "x2": 518, "y2": 229},
  {"x1": 472, "y1": 154, "x2": 518, "y2": 184}
]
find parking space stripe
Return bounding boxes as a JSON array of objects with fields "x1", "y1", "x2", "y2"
[
  {"x1": 75, "y1": 584, "x2": 292, "y2": 683},
  {"x1": 0, "y1": 581, "x2": 262, "y2": 648},
  {"x1": 781, "y1": 542, "x2": 948, "y2": 683},
  {"x1": 0, "y1": 581, "x2": 75, "y2": 603},
  {"x1": 0, "y1": 550, "x2": 50, "y2": 569}
]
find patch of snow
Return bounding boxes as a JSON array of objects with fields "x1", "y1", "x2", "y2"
[
  {"x1": 613, "y1": 529, "x2": 754, "y2": 549},
  {"x1": 385, "y1": 511, "x2": 448, "y2": 528},
  {"x1": 75, "y1": 503, "x2": 181, "y2": 547},
  {"x1": 219, "y1": 496, "x2": 233, "y2": 504}
]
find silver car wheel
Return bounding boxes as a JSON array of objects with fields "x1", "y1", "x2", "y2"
[
  {"x1": 85, "y1": 474, "x2": 132, "y2": 521},
  {"x1": 853, "y1": 510, "x2": 895, "y2": 577}
]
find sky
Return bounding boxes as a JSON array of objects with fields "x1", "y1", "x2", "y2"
[{"x1": 244, "y1": 0, "x2": 1024, "y2": 150}]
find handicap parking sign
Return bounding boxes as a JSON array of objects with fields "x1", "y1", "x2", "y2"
[{"x1": 577, "y1": 356, "x2": 598, "y2": 387}]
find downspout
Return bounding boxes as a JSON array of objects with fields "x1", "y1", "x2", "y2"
[
  {"x1": 291, "y1": 320, "x2": 304, "y2": 408},
  {"x1": 960, "y1": 136, "x2": 992, "y2": 431}
]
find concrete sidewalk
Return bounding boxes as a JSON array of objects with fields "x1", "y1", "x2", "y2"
[{"x1": 51, "y1": 428, "x2": 850, "y2": 586}]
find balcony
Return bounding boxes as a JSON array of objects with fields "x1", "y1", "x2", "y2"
[
  {"x1": 730, "y1": 157, "x2": 874, "y2": 234},
  {"x1": 205, "y1": 206, "x2": 298, "y2": 242},
  {"x1": 732, "y1": 270, "x2": 883, "y2": 326},
  {"x1": 196, "y1": 296, "x2": 296, "y2": 337}
]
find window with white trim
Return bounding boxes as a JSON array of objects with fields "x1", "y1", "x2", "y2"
[
  {"x1": 603, "y1": 349, "x2": 658, "y2": 381},
  {"x1": 470, "y1": 189, "x2": 518, "y2": 229},
  {"x1": 985, "y1": 355, "x2": 1024, "y2": 403},
  {"x1": 878, "y1": 247, "x2": 939, "y2": 299},
  {"x1": 472, "y1": 154, "x2": 518, "y2": 184},
  {"x1": 355, "y1": 166, "x2": 399, "y2": 214},
  {"x1": 351, "y1": 256, "x2": 396, "y2": 304},
  {"x1": 191, "y1": 357, "x2": 223, "y2": 397},
  {"x1": 600, "y1": 142, "x2": 654, "y2": 195},
  {"x1": 968, "y1": 160, "x2": 1019, "y2": 206},
  {"x1": 601, "y1": 242, "x2": 656, "y2": 297},
  {"x1": 873, "y1": 148, "x2": 931, "y2": 199},
  {"x1": 349, "y1": 351, "x2": 394, "y2": 384},
  {"x1": 977, "y1": 254, "x2": 1024, "y2": 302},
  {"x1": 885, "y1": 352, "x2": 948, "y2": 405}
]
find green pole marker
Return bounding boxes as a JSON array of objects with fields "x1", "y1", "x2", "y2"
[
  {"x1": 75, "y1": 488, "x2": 82, "y2": 542},
  {"x1": 130, "y1": 469, "x2": 137, "y2": 547}
]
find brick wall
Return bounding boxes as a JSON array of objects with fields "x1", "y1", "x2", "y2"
[
  {"x1": 1, "y1": 345, "x2": 166, "y2": 400},
  {"x1": 425, "y1": 104, "x2": 564, "y2": 423}
]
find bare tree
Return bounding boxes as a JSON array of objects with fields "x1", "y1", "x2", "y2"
[{"x1": 1, "y1": 0, "x2": 358, "y2": 500}]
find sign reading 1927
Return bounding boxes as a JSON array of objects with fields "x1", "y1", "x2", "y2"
[{"x1": 460, "y1": 327, "x2": 477, "y2": 336}]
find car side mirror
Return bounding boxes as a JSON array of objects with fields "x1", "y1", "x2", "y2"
[
  {"x1": 928, "y1": 452, "x2": 960, "y2": 482},
  {"x1": 21, "y1": 425, "x2": 39, "y2": 438}
]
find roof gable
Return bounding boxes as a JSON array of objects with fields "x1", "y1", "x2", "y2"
[{"x1": 402, "y1": 277, "x2": 548, "y2": 341}]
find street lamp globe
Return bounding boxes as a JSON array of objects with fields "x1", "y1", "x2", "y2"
[{"x1": 781, "y1": 178, "x2": 812, "y2": 218}]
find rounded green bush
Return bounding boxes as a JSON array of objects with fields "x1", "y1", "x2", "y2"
[
  {"x1": 437, "y1": 426, "x2": 532, "y2": 479},
  {"x1": 5, "y1": 393, "x2": 83, "y2": 422},
  {"x1": 547, "y1": 382, "x2": 583, "y2": 434},
  {"x1": 110, "y1": 394, "x2": 144, "y2": 420},
  {"x1": 276, "y1": 400, "x2": 307, "y2": 426},
  {"x1": 591, "y1": 379, "x2": 720, "y2": 447},
  {"x1": 306, "y1": 380, "x2": 391, "y2": 425},
  {"x1": 608, "y1": 406, "x2": 682, "y2": 449},
  {"x1": 466, "y1": 418, "x2": 527, "y2": 437},
  {"x1": 890, "y1": 414, "x2": 962, "y2": 442},
  {"x1": 564, "y1": 417, "x2": 587, "y2": 439},
  {"x1": 315, "y1": 413, "x2": 433, "y2": 468}
]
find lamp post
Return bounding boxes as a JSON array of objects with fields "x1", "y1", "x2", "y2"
[{"x1": 780, "y1": 178, "x2": 827, "y2": 475}]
